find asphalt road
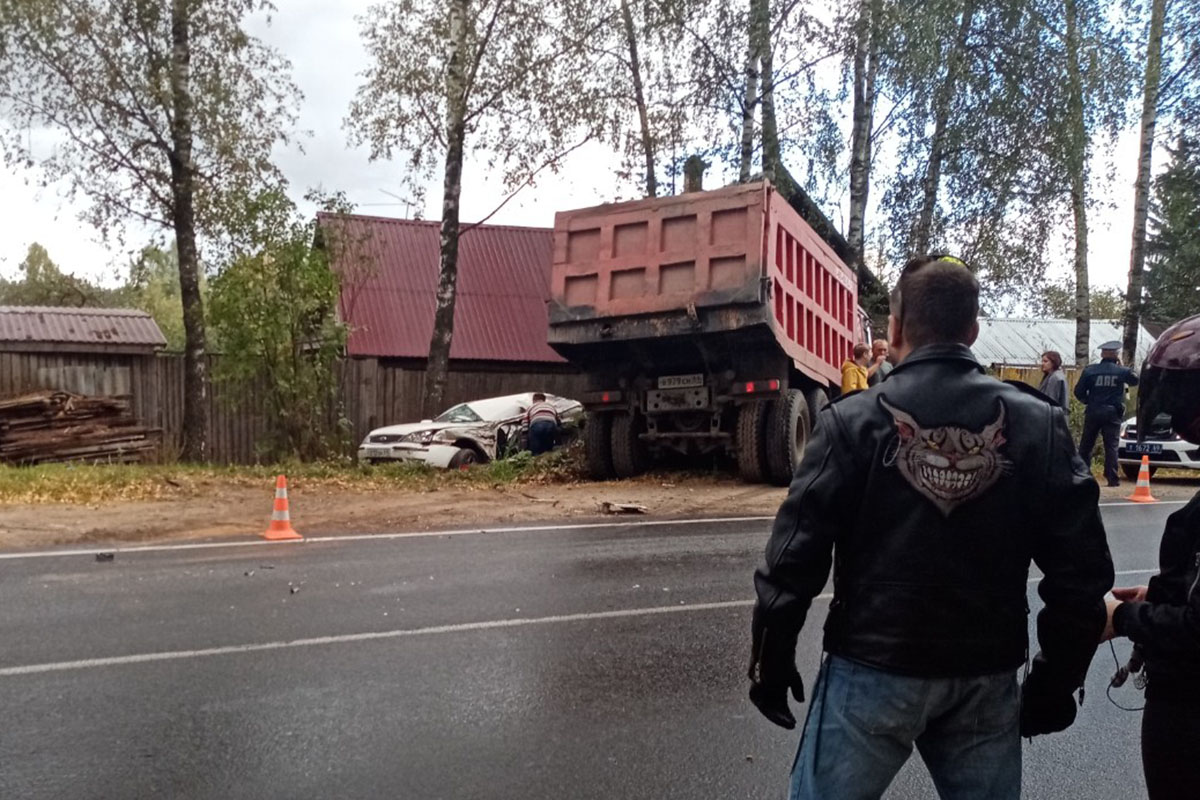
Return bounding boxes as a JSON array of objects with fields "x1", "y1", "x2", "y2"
[{"x1": 0, "y1": 500, "x2": 1182, "y2": 800}]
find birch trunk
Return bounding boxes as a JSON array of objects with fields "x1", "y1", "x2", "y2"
[
  {"x1": 170, "y1": 0, "x2": 208, "y2": 462},
  {"x1": 1065, "y1": 0, "x2": 1091, "y2": 364},
  {"x1": 620, "y1": 0, "x2": 656, "y2": 197},
  {"x1": 1122, "y1": 0, "x2": 1166, "y2": 365},
  {"x1": 847, "y1": 0, "x2": 879, "y2": 268},
  {"x1": 423, "y1": 0, "x2": 469, "y2": 418},
  {"x1": 912, "y1": 0, "x2": 975, "y2": 255},
  {"x1": 757, "y1": 0, "x2": 779, "y2": 183},
  {"x1": 737, "y1": 0, "x2": 761, "y2": 182}
]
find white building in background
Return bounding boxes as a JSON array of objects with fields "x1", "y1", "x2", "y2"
[{"x1": 972, "y1": 318, "x2": 1158, "y2": 369}]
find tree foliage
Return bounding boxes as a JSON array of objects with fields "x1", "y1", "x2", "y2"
[
  {"x1": 348, "y1": 0, "x2": 613, "y2": 202},
  {"x1": 0, "y1": 0, "x2": 299, "y2": 239},
  {"x1": 0, "y1": 0, "x2": 300, "y2": 460},
  {"x1": 1143, "y1": 135, "x2": 1200, "y2": 325},
  {"x1": 348, "y1": 0, "x2": 617, "y2": 417},
  {"x1": 1036, "y1": 280, "x2": 1126, "y2": 319},
  {"x1": 208, "y1": 191, "x2": 348, "y2": 462},
  {"x1": 0, "y1": 242, "x2": 191, "y2": 349},
  {"x1": 124, "y1": 246, "x2": 190, "y2": 350},
  {"x1": 0, "y1": 244, "x2": 116, "y2": 307}
]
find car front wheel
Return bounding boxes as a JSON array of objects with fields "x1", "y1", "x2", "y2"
[{"x1": 449, "y1": 448, "x2": 479, "y2": 470}]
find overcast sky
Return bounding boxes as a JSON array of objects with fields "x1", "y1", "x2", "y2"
[{"x1": 0, "y1": 1, "x2": 1149, "y2": 296}]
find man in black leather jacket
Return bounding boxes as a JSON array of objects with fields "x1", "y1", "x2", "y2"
[
  {"x1": 1104, "y1": 312, "x2": 1200, "y2": 799},
  {"x1": 749, "y1": 257, "x2": 1115, "y2": 800}
]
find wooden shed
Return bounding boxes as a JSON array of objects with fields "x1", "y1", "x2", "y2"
[{"x1": 0, "y1": 306, "x2": 167, "y2": 425}]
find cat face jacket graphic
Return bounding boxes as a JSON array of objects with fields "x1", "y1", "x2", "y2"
[
  {"x1": 753, "y1": 343, "x2": 1113, "y2": 687},
  {"x1": 880, "y1": 398, "x2": 1010, "y2": 517}
]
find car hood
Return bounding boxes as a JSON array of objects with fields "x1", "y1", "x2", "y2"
[{"x1": 366, "y1": 421, "x2": 483, "y2": 438}]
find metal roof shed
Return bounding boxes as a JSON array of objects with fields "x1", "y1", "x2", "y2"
[
  {"x1": 316, "y1": 214, "x2": 563, "y2": 365},
  {"x1": 0, "y1": 306, "x2": 167, "y2": 356},
  {"x1": 972, "y1": 317, "x2": 1157, "y2": 367}
]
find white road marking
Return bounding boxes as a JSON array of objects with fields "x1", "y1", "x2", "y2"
[
  {"x1": 0, "y1": 600, "x2": 756, "y2": 677},
  {"x1": 0, "y1": 515, "x2": 776, "y2": 561},
  {"x1": 0, "y1": 500, "x2": 1183, "y2": 561},
  {"x1": 0, "y1": 570, "x2": 1162, "y2": 677}
]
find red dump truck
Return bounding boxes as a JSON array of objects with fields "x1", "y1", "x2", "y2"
[{"x1": 547, "y1": 180, "x2": 868, "y2": 485}]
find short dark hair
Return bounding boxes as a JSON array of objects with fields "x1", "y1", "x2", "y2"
[
  {"x1": 889, "y1": 258, "x2": 979, "y2": 346},
  {"x1": 532, "y1": 392, "x2": 546, "y2": 401},
  {"x1": 1042, "y1": 350, "x2": 1062, "y2": 371},
  {"x1": 853, "y1": 343, "x2": 870, "y2": 359}
]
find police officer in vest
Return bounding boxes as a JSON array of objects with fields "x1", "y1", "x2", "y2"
[{"x1": 1075, "y1": 340, "x2": 1139, "y2": 487}]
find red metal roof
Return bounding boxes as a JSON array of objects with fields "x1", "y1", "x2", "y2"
[
  {"x1": 318, "y1": 214, "x2": 562, "y2": 363},
  {"x1": 0, "y1": 306, "x2": 167, "y2": 348}
]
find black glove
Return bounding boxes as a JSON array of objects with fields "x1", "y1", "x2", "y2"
[
  {"x1": 1019, "y1": 666, "x2": 1078, "y2": 737},
  {"x1": 748, "y1": 608, "x2": 805, "y2": 729}
]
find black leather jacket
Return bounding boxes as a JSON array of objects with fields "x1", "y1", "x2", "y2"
[
  {"x1": 1114, "y1": 492, "x2": 1200, "y2": 701},
  {"x1": 754, "y1": 344, "x2": 1114, "y2": 686}
]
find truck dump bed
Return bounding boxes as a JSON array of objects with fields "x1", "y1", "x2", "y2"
[{"x1": 548, "y1": 181, "x2": 859, "y2": 387}]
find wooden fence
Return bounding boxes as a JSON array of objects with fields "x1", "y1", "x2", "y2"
[
  {"x1": 0, "y1": 352, "x2": 587, "y2": 464},
  {"x1": 994, "y1": 364, "x2": 1084, "y2": 395}
]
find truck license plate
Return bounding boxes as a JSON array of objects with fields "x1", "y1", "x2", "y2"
[
  {"x1": 1126, "y1": 443, "x2": 1163, "y2": 455},
  {"x1": 657, "y1": 373, "x2": 704, "y2": 389}
]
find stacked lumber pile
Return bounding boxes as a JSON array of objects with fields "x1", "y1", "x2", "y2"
[{"x1": 0, "y1": 391, "x2": 161, "y2": 465}]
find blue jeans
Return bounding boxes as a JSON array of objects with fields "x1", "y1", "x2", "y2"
[
  {"x1": 789, "y1": 655, "x2": 1020, "y2": 800},
  {"x1": 528, "y1": 420, "x2": 557, "y2": 455}
]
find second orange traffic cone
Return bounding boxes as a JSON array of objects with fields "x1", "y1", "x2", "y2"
[
  {"x1": 1127, "y1": 455, "x2": 1158, "y2": 504},
  {"x1": 262, "y1": 475, "x2": 303, "y2": 540}
]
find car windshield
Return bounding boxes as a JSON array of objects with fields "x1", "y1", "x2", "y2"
[{"x1": 434, "y1": 403, "x2": 482, "y2": 423}]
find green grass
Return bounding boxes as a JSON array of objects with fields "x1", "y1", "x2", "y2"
[{"x1": 0, "y1": 444, "x2": 591, "y2": 506}]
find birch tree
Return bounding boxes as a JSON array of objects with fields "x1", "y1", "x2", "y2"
[
  {"x1": 846, "y1": 0, "x2": 882, "y2": 269},
  {"x1": 349, "y1": 0, "x2": 614, "y2": 418},
  {"x1": 0, "y1": 0, "x2": 299, "y2": 461},
  {"x1": 602, "y1": 0, "x2": 697, "y2": 197}
]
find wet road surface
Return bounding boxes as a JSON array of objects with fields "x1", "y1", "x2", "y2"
[{"x1": 0, "y1": 500, "x2": 1180, "y2": 799}]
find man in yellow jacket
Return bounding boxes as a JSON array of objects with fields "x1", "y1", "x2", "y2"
[{"x1": 841, "y1": 343, "x2": 870, "y2": 395}]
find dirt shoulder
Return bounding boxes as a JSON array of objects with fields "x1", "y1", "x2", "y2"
[{"x1": 1, "y1": 472, "x2": 1194, "y2": 551}]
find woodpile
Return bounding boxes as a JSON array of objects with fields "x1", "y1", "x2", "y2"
[{"x1": 0, "y1": 391, "x2": 161, "y2": 465}]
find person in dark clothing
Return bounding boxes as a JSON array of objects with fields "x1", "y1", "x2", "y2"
[
  {"x1": 749, "y1": 256, "x2": 1114, "y2": 800},
  {"x1": 1075, "y1": 341, "x2": 1139, "y2": 486},
  {"x1": 1038, "y1": 350, "x2": 1069, "y2": 410},
  {"x1": 1104, "y1": 313, "x2": 1200, "y2": 800}
]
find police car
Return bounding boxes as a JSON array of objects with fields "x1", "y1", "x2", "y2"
[{"x1": 1118, "y1": 413, "x2": 1200, "y2": 480}]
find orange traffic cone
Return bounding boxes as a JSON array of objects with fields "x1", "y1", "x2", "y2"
[
  {"x1": 1127, "y1": 456, "x2": 1158, "y2": 504},
  {"x1": 262, "y1": 475, "x2": 303, "y2": 540}
]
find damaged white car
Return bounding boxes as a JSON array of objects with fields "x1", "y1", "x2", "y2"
[{"x1": 357, "y1": 392, "x2": 583, "y2": 469}]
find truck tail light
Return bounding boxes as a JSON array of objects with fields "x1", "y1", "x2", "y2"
[
  {"x1": 733, "y1": 379, "x2": 782, "y2": 396},
  {"x1": 584, "y1": 390, "x2": 624, "y2": 406}
]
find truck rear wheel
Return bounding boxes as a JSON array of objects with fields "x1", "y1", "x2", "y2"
[
  {"x1": 737, "y1": 400, "x2": 769, "y2": 483},
  {"x1": 611, "y1": 412, "x2": 648, "y2": 478},
  {"x1": 766, "y1": 389, "x2": 811, "y2": 486},
  {"x1": 584, "y1": 413, "x2": 616, "y2": 480}
]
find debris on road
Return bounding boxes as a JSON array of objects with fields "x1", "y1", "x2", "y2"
[
  {"x1": 599, "y1": 501, "x2": 648, "y2": 514},
  {"x1": 518, "y1": 491, "x2": 559, "y2": 505},
  {"x1": 94, "y1": 552, "x2": 114, "y2": 562}
]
